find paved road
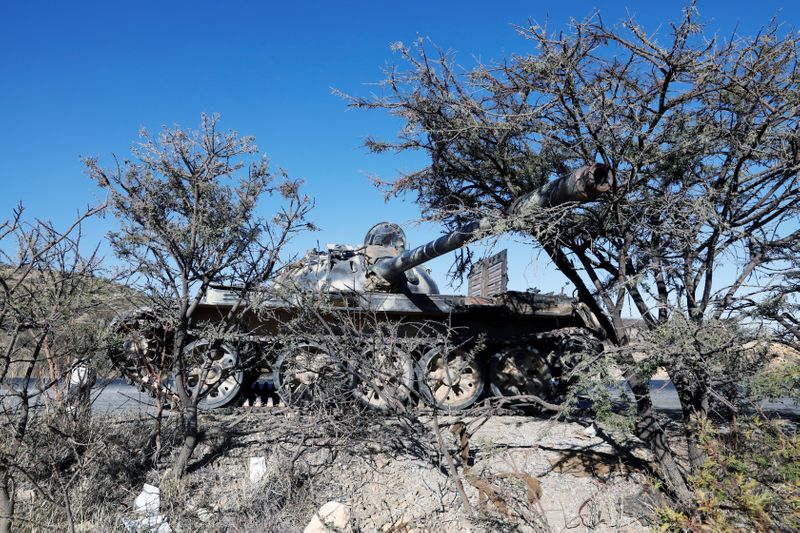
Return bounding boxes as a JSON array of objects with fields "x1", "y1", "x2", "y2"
[
  {"x1": 0, "y1": 380, "x2": 160, "y2": 416},
  {"x1": 90, "y1": 380, "x2": 161, "y2": 415},
  {"x1": 646, "y1": 380, "x2": 798, "y2": 416},
  {"x1": 82, "y1": 379, "x2": 799, "y2": 417},
  {"x1": 3, "y1": 379, "x2": 796, "y2": 416}
]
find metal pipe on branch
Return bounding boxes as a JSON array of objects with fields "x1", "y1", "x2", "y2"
[{"x1": 369, "y1": 163, "x2": 613, "y2": 285}]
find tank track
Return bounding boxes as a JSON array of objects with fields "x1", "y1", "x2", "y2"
[{"x1": 107, "y1": 315, "x2": 601, "y2": 412}]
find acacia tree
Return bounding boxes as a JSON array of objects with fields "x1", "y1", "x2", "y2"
[
  {"x1": 84, "y1": 113, "x2": 313, "y2": 476},
  {"x1": 346, "y1": 7, "x2": 800, "y2": 502}
]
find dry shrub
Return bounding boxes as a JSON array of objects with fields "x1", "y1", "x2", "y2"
[{"x1": 9, "y1": 413, "x2": 182, "y2": 532}]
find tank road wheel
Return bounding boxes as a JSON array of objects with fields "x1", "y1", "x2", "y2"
[
  {"x1": 417, "y1": 347, "x2": 484, "y2": 412},
  {"x1": 489, "y1": 346, "x2": 558, "y2": 402},
  {"x1": 351, "y1": 346, "x2": 414, "y2": 411},
  {"x1": 107, "y1": 311, "x2": 170, "y2": 395},
  {"x1": 179, "y1": 339, "x2": 243, "y2": 410},
  {"x1": 273, "y1": 344, "x2": 349, "y2": 407}
]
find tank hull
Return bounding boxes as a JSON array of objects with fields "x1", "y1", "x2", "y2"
[{"x1": 192, "y1": 290, "x2": 596, "y2": 340}]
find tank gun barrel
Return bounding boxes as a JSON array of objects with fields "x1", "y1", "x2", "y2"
[{"x1": 370, "y1": 163, "x2": 613, "y2": 285}]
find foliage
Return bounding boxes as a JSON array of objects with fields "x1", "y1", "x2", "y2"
[
  {"x1": 750, "y1": 256, "x2": 800, "y2": 352},
  {"x1": 347, "y1": 5, "x2": 800, "y2": 340},
  {"x1": 658, "y1": 415, "x2": 800, "y2": 531},
  {"x1": 639, "y1": 315, "x2": 768, "y2": 414},
  {"x1": 9, "y1": 414, "x2": 183, "y2": 532},
  {"x1": 84, "y1": 112, "x2": 313, "y2": 311},
  {"x1": 570, "y1": 349, "x2": 637, "y2": 434},
  {"x1": 751, "y1": 360, "x2": 800, "y2": 403}
]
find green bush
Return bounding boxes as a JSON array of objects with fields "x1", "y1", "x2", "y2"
[{"x1": 658, "y1": 416, "x2": 800, "y2": 531}]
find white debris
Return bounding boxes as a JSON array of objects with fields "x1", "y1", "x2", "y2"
[
  {"x1": 249, "y1": 456, "x2": 267, "y2": 484},
  {"x1": 66, "y1": 364, "x2": 96, "y2": 417},
  {"x1": 134, "y1": 484, "x2": 160, "y2": 515},
  {"x1": 70, "y1": 365, "x2": 85, "y2": 387},
  {"x1": 123, "y1": 484, "x2": 172, "y2": 533},
  {"x1": 196, "y1": 507, "x2": 213, "y2": 523},
  {"x1": 304, "y1": 501, "x2": 351, "y2": 533}
]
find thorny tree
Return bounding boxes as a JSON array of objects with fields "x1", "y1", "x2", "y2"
[
  {"x1": 749, "y1": 251, "x2": 800, "y2": 352},
  {"x1": 84, "y1": 113, "x2": 313, "y2": 476},
  {"x1": 739, "y1": 249, "x2": 800, "y2": 402},
  {"x1": 345, "y1": 7, "x2": 800, "y2": 503},
  {"x1": 0, "y1": 205, "x2": 105, "y2": 533}
]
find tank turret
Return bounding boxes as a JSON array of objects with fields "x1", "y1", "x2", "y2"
[{"x1": 274, "y1": 222, "x2": 440, "y2": 296}]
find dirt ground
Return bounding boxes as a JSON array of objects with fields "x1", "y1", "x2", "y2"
[{"x1": 167, "y1": 413, "x2": 657, "y2": 532}]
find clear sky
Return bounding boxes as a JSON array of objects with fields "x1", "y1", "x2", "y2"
[{"x1": 1, "y1": 1, "x2": 797, "y2": 294}]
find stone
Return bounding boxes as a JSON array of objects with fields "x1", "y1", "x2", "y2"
[
  {"x1": 16, "y1": 488, "x2": 36, "y2": 502},
  {"x1": 304, "y1": 501, "x2": 351, "y2": 533}
]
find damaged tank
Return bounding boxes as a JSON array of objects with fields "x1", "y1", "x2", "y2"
[{"x1": 109, "y1": 163, "x2": 613, "y2": 411}]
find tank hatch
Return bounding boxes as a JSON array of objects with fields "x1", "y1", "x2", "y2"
[{"x1": 363, "y1": 222, "x2": 407, "y2": 263}]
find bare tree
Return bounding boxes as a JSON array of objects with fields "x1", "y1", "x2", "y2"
[
  {"x1": 344, "y1": 6, "x2": 800, "y2": 503},
  {"x1": 84, "y1": 113, "x2": 313, "y2": 476},
  {"x1": 0, "y1": 204, "x2": 105, "y2": 533}
]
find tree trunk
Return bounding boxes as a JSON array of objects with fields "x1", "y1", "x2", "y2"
[
  {"x1": 0, "y1": 469, "x2": 14, "y2": 533},
  {"x1": 685, "y1": 416, "x2": 707, "y2": 474},
  {"x1": 673, "y1": 377, "x2": 709, "y2": 473},
  {"x1": 624, "y1": 368, "x2": 694, "y2": 505},
  {"x1": 547, "y1": 244, "x2": 693, "y2": 503},
  {"x1": 154, "y1": 393, "x2": 164, "y2": 466},
  {"x1": 172, "y1": 403, "x2": 198, "y2": 477}
]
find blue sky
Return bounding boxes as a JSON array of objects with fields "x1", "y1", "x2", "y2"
[{"x1": 1, "y1": 1, "x2": 797, "y2": 294}]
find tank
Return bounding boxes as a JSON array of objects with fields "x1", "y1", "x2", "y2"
[{"x1": 109, "y1": 163, "x2": 613, "y2": 411}]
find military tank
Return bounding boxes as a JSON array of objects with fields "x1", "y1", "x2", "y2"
[{"x1": 110, "y1": 163, "x2": 612, "y2": 411}]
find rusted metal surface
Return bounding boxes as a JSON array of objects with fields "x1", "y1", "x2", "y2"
[
  {"x1": 508, "y1": 163, "x2": 613, "y2": 212},
  {"x1": 468, "y1": 250, "x2": 508, "y2": 298}
]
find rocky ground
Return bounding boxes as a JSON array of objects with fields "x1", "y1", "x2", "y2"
[{"x1": 146, "y1": 412, "x2": 658, "y2": 532}]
